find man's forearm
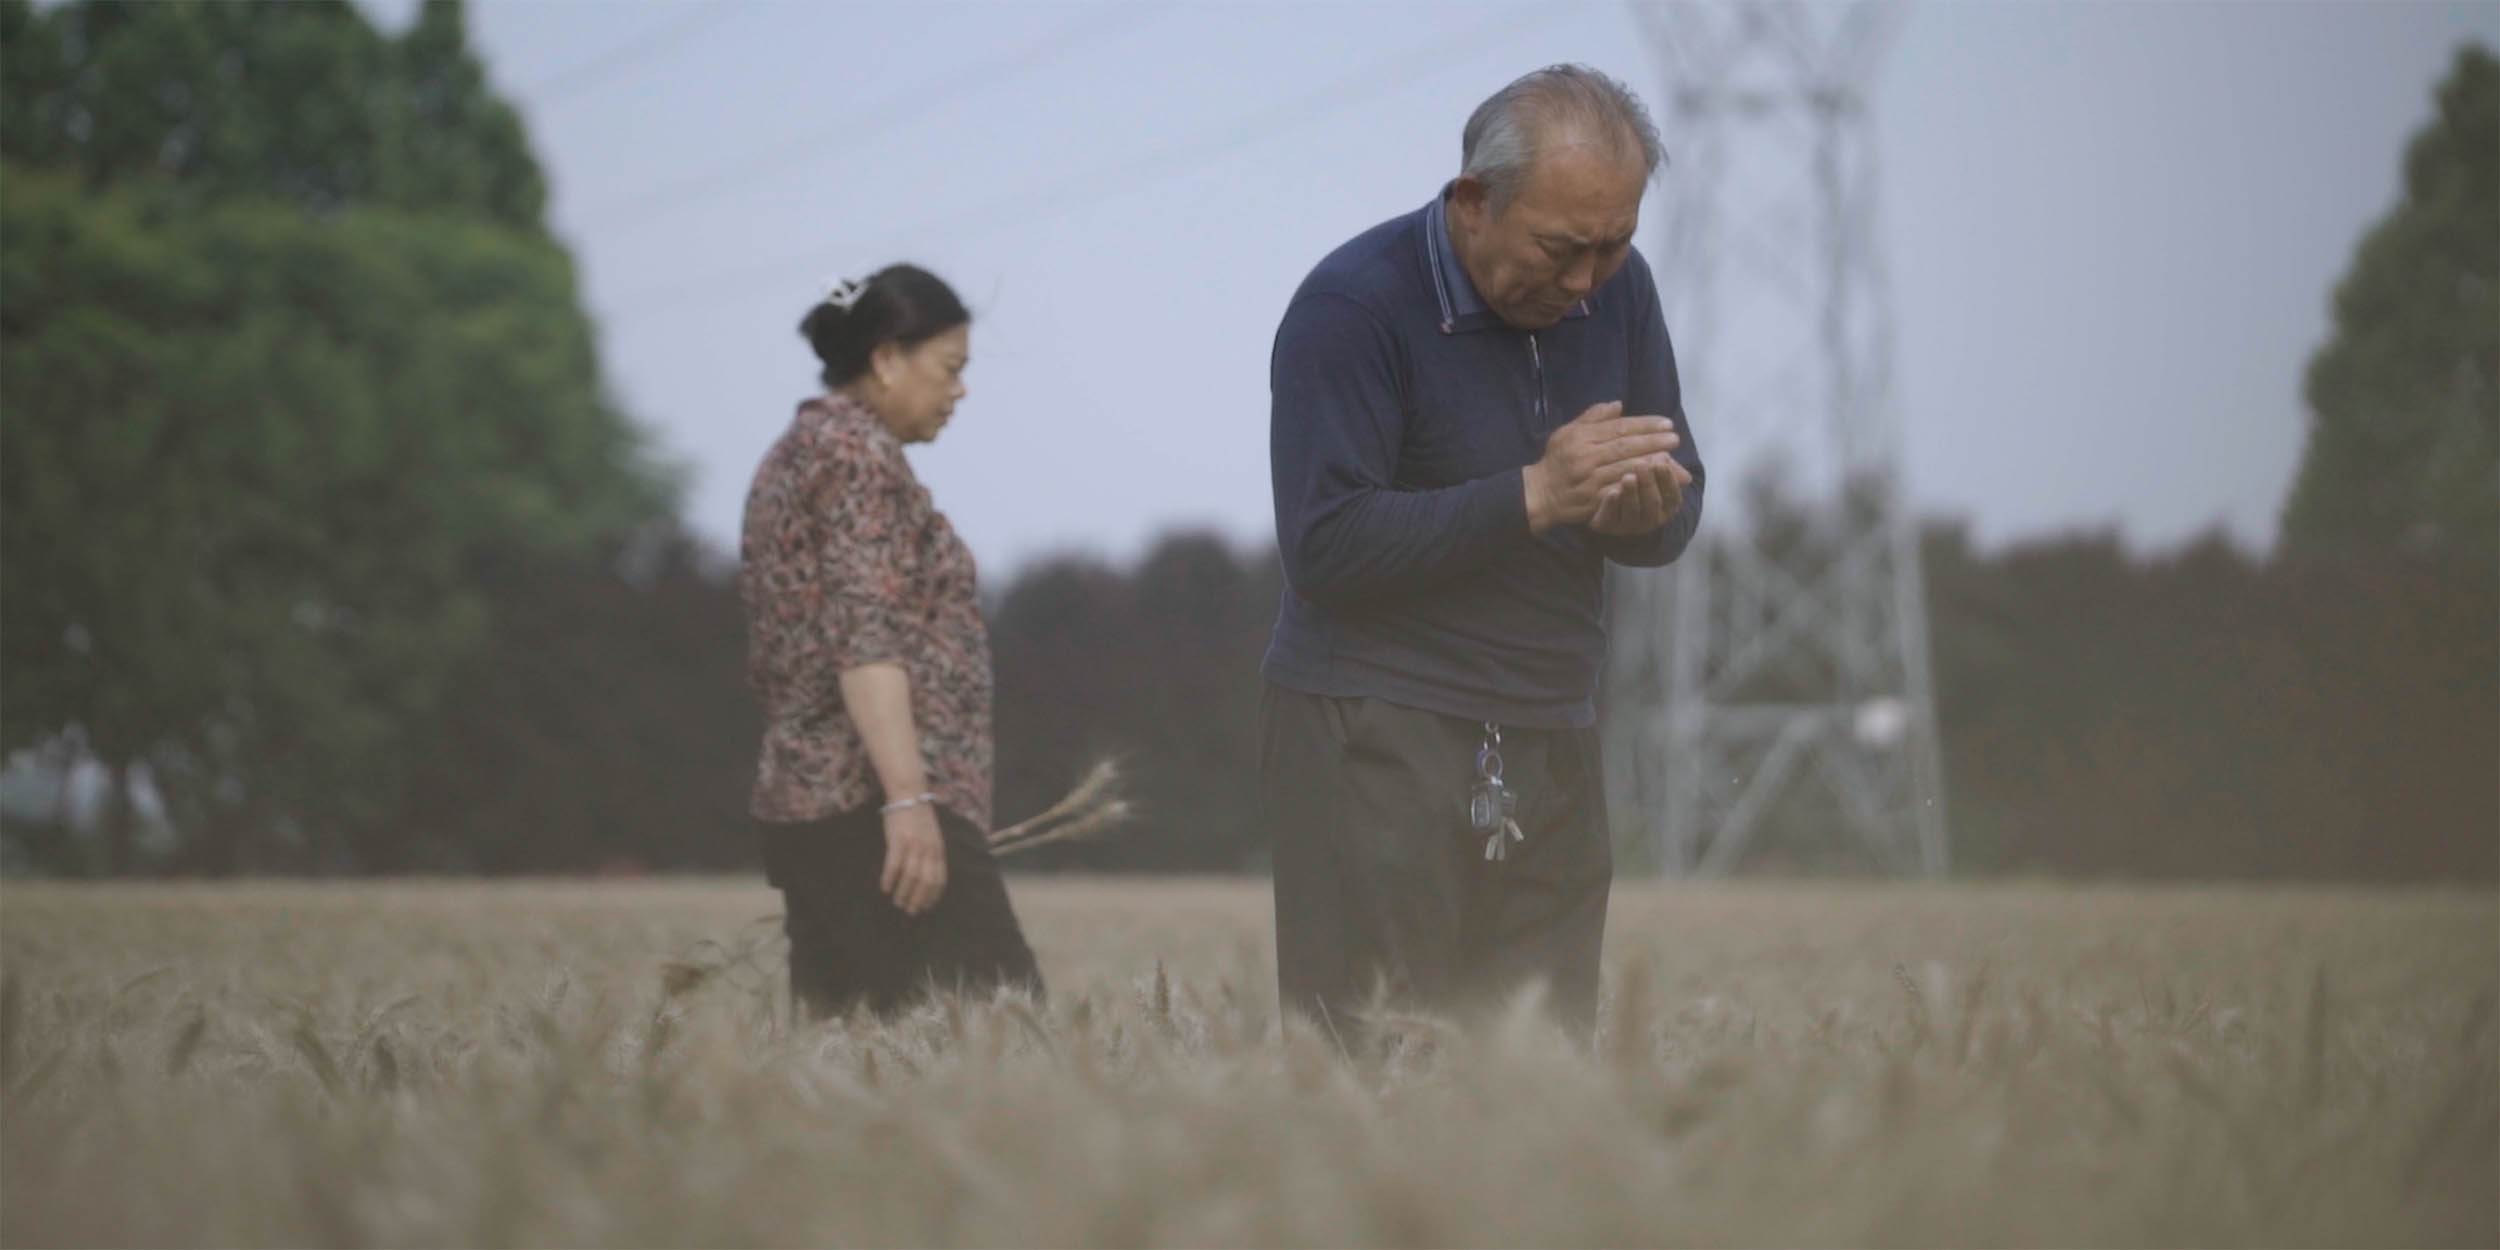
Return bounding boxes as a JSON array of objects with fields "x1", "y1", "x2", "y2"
[
  {"x1": 1524, "y1": 461, "x2": 1565, "y2": 533},
  {"x1": 1281, "y1": 468, "x2": 1528, "y2": 605}
]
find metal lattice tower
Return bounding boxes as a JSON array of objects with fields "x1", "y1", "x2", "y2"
[{"x1": 1607, "y1": 2, "x2": 1948, "y2": 876}]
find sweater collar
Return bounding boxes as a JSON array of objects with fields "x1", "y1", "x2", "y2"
[{"x1": 1422, "y1": 183, "x2": 1593, "y2": 335}]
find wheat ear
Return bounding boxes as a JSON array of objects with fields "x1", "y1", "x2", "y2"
[{"x1": 988, "y1": 758, "x2": 1130, "y2": 856}]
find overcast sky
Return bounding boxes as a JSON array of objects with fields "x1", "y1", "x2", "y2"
[{"x1": 365, "y1": 0, "x2": 2499, "y2": 575}]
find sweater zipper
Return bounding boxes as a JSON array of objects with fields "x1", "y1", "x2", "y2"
[{"x1": 1527, "y1": 333, "x2": 1548, "y2": 428}]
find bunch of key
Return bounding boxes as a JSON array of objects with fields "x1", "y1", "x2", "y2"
[{"x1": 1469, "y1": 722, "x2": 1526, "y2": 862}]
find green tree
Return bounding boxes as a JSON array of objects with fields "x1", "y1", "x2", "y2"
[
  {"x1": 2283, "y1": 44, "x2": 2499, "y2": 556},
  {"x1": 0, "y1": 0, "x2": 543, "y2": 227},
  {"x1": 0, "y1": 1, "x2": 663, "y2": 873}
]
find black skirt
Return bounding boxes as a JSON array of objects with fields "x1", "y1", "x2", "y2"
[{"x1": 760, "y1": 805, "x2": 1043, "y2": 1020}]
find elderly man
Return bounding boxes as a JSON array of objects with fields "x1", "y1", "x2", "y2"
[{"x1": 1260, "y1": 64, "x2": 1705, "y2": 1041}]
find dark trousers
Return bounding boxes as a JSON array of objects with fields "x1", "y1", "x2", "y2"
[
  {"x1": 1260, "y1": 684, "x2": 1613, "y2": 1041},
  {"x1": 760, "y1": 805, "x2": 1043, "y2": 1021}
]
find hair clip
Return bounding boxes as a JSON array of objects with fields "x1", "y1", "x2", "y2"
[{"x1": 823, "y1": 276, "x2": 868, "y2": 312}]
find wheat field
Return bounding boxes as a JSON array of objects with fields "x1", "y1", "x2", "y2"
[{"x1": 0, "y1": 877, "x2": 2491, "y2": 1247}]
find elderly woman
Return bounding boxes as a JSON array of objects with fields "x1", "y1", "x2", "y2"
[{"x1": 740, "y1": 263, "x2": 1041, "y2": 1020}]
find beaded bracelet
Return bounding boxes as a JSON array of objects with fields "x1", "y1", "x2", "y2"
[{"x1": 879, "y1": 792, "x2": 937, "y2": 815}]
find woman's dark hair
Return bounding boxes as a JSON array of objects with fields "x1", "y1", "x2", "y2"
[{"x1": 798, "y1": 263, "x2": 970, "y2": 387}]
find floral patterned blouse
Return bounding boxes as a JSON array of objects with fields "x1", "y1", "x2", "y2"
[{"x1": 740, "y1": 394, "x2": 993, "y2": 830}]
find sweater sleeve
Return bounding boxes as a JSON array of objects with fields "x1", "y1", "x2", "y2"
[
  {"x1": 1269, "y1": 291, "x2": 1529, "y2": 605},
  {"x1": 1589, "y1": 252, "x2": 1707, "y2": 568}
]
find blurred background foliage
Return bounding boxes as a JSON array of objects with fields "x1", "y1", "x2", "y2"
[{"x1": 0, "y1": 2, "x2": 2489, "y2": 880}]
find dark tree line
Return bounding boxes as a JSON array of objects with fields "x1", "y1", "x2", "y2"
[
  {"x1": 1921, "y1": 527, "x2": 2492, "y2": 881},
  {"x1": 25, "y1": 510, "x2": 2481, "y2": 881},
  {"x1": 78, "y1": 518, "x2": 2467, "y2": 882}
]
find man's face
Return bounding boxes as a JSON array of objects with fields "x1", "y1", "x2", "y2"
[{"x1": 1449, "y1": 135, "x2": 1645, "y2": 330}]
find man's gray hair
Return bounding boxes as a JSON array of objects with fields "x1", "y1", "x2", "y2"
[{"x1": 1461, "y1": 64, "x2": 1664, "y2": 214}]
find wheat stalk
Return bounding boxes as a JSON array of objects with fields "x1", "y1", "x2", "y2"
[{"x1": 987, "y1": 758, "x2": 1131, "y2": 856}]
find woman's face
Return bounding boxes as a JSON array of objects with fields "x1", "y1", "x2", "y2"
[{"x1": 868, "y1": 324, "x2": 970, "y2": 444}]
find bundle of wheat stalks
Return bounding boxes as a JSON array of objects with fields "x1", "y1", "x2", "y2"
[{"x1": 986, "y1": 758, "x2": 1130, "y2": 856}]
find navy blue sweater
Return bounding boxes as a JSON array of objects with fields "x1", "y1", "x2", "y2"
[{"x1": 1261, "y1": 197, "x2": 1707, "y2": 729}]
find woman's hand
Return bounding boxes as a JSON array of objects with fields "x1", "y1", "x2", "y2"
[
  {"x1": 880, "y1": 803, "x2": 949, "y2": 915},
  {"x1": 838, "y1": 663, "x2": 948, "y2": 915}
]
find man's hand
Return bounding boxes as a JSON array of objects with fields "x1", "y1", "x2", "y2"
[
  {"x1": 1523, "y1": 401, "x2": 1683, "y2": 533},
  {"x1": 1588, "y1": 433, "x2": 1692, "y2": 536},
  {"x1": 880, "y1": 804, "x2": 949, "y2": 916}
]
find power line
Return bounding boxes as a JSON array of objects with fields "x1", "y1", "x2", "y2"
[
  {"x1": 606, "y1": 3, "x2": 1541, "y2": 316},
  {"x1": 525, "y1": 2, "x2": 748, "y2": 106},
  {"x1": 581, "y1": 4, "x2": 1171, "y2": 231}
]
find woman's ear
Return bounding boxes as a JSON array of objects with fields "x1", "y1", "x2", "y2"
[{"x1": 868, "y1": 340, "x2": 902, "y2": 390}]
